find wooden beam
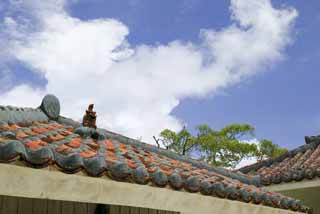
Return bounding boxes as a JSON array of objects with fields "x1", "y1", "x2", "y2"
[
  {"x1": 47, "y1": 200, "x2": 61, "y2": 214},
  {"x1": 17, "y1": 198, "x2": 34, "y2": 214},
  {"x1": 2, "y1": 196, "x2": 18, "y2": 214}
]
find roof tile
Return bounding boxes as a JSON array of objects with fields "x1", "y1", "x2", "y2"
[
  {"x1": 239, "y1": 135, "x2": 320, "y2": 188},
  {"x1": 0, "y1": 104, "x2": 312, "y2": 213}
]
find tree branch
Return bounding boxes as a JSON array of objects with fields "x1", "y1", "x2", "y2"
[{"x1": 152, "y1": 136, "x2": 160, "y2": 148}]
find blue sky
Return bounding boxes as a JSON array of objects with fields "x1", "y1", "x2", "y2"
[
  {"x1": 0, "y1": 0, "x2": 319, "y2": 150},
  {"x1": 72, "y1": 0, "x2": 320, "y2": 149},
  {"x1": 173, "y1": 1, "x2": 320, "y2": 149}
]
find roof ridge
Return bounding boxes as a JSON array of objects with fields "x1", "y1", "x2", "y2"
[
  {"x1": 0, "y1": 105, "x2": 49, "y2": 124},
  {"x1": 0, "y1": 104, "x2": 39, "y2": 111}
]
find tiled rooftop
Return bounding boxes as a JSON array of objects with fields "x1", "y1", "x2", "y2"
[
  {"x1": 0, "y1": 95, "x2": 312, "y2": 213},
  {"x1": 239, "y1": 136, "x2": 320, "y2": 187}
]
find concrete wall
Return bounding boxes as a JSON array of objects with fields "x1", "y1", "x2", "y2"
[
  {"x1": 0, "y1": 164, "x2": 302, "y2": 214},
  {"x1": 277, "y1": 187, "x2": 320, "y2": 214},
  {"x1": 267, "y1": 179, "x2": 320, "y2": 214}
]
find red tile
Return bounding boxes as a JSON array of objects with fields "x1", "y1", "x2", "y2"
[
  {"x1": 46, "y1": 125, "x2": 57, "y2": 131},
  {"x1": 10, "y1": 124, "x2": 21, "y2": 130},
  {"x1": 16, "y1": 132, "x2": 29, "y2": 139},
  {"x1": 25, "y1": 140, "x2": 48, "y2": 150},
  {"x1": 56, "y1": 144, "x2": 72, "y2": 154},
  {"x1": 88, "y1": 141, "x2": 100, "y2": 150},
  {"x1": 59, "y1": 130, "x2": 73, "y2": 136},
  {"x1": 67, "y1": 138, "x2": 82, "y2": 148},
  {"x1": 32, "y1": 127, "x2": 49, "y2": 134},
  {"x1": 104, "y1": 140, "x2": 114, "y2": 151},
  {"x1": 49, "y1": 134, "x2": 65, "y2": 142},
  {"x1": 80, "y1": 149, "x2": 97, "y2": 158}
]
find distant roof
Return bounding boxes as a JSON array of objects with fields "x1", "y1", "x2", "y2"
[
  {"x1": 238, "y1": 136, "x2": 320, "y2": 187},
  {"x1": 0, "y1": 95, "x2": 310, "y2": 213}
]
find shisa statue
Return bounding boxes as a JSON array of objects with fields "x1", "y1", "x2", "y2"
[{"x1": 82, "y1": 104, "x2": 97, "y2": 129}]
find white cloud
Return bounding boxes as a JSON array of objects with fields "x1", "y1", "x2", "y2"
[
  {"x1": 0, "y1": 0, "x2": 298, "y2": 143},
  {"x1": 0, "y1": 85, "x2": 45, "y2": 108}
]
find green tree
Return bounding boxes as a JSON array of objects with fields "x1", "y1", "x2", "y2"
[
  {"x1": 195, "y1": 124, "x2": 257, "y2": 168},
  {"x1": 256, "y1": 139, "x2": 288, "y2": 161},
  {"x1": 157, "y1": 127, "x2": 196, "y2": 155},
  {"x1": 156, "y1": 124, "x2": 288, "y2": 168}
]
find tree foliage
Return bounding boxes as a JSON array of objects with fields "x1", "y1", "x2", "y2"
[
  {"x1": 158, "y1": 127, "x2": 196, "y2": 155},
  {"x1": 156, "y1": 124, "x2": 288, "y2": 168},
  {"x1": 195, "y1": 124, "x2": 257, "y2": 168},
  {"x1": 256, "y1": 139, "x2": 288, "y2": 161}
]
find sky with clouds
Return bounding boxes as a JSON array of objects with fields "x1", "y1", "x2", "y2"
[{"x1": 0, "y1": 0, "x2": 319, "y2": 153}]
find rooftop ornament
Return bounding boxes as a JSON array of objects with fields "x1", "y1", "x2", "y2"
[
  {"x1": 305, "y1": 135, "x2": 320, "y2": 144},
  {"x1": 82, "y1": 104, "x2": 97, "y2": 129}
]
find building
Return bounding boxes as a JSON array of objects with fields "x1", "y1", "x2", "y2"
[
  {"x1": 239, "y1": 136, "x2": 320, "y2": 213},
  {"x1": 0, "y1": 95, "x2": 311, "y2": 214}
]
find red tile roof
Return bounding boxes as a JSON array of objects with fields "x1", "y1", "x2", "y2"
[
  {"x1": 239, "y1": 136, "x2": 320, "y2": 186},
  {"x1": 0, "y1": 95, "x2": 312, "y2": 213}
]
